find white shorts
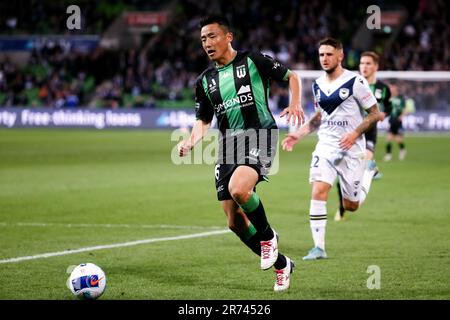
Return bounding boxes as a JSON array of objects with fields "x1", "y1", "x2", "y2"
[{"x1": 309, "y1": 150, "x2": 365, "y2": 202}]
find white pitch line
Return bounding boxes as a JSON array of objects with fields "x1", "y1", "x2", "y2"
[
  {"x1": 0, "y1": 229, "x2": 231, "y2": 264},
  {"x1": 0, "y1": 222, "x2": 223, "y2": 230}
]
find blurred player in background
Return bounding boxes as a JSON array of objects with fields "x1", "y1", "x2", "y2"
[
  {"x1": 282, "y1": 38, "x2": 379, "y2": 260},
  {"x1": 384, "y1": 83, "x2": 409, "y2": 161},
  {"x1": 177, "y1": 15, "x2": 304, "y2": 291},
  {"x1": 335, "y1": 51, "x2": 391, "y2": 221}
]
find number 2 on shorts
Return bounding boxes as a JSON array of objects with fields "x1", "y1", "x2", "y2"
[{"x1": 311, "y1": 155, "x2": 319, "y2": 168}]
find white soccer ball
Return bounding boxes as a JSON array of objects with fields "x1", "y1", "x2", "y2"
[{"x1": 68, "y1": 263, "x2": 106, "y2": 300}]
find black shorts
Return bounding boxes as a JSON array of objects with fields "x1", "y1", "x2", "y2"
[
  {"x1": 389, "y1": 119, "x2": 404, "y2": 135},
  {"x1": 214, "y1": 163, "x2": 268, "y2": 201},
  {"x1": 365, "y1": 124, "x2": 378, "y2": 153},
  {"x1": 214, "y1": 129, "x2": 278, "y2": 201}
]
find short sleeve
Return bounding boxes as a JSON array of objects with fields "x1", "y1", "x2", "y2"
[
  {"x1": 195, "y1": 77, "x2": 214, "y2": 123},
  {"x1": 249, "y1": 52, "x2": 290, "y2": 82},
  {"x1": 311, "y1": 82, "x2": 321, "y2": 112},
  {"x1": 353, "y1": 76, "x2": 377, "y2": 110}
]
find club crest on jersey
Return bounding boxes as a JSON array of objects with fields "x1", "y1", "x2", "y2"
[
  {"x1": 339, "y1": 88, "x2": 350, "y2": 100},
  {"x1": 236, "y1": 65, "x2": 246, "y2": 78},
  {"x1": 375, "y1": 88, "x2": 382, "y2": 99}
]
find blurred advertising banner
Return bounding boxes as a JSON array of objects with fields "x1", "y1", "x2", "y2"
[
  {"x1": 0, "y1": 36, "x2": 99, "y2": 53},
  {"x1": 0, "y1": 108, "x2": 450, "y2": 131},
  {"x1": 124, "y1": 11, "x2": 168, "y2": 27}
]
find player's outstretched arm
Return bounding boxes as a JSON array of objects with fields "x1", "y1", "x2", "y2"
[
  {"x1": 282, "y1": 111, "x2": 321, "y2": 152},
  {"x1": 340, "y1": 104, "x2": 380, "y2": 150},
  {"x1": 280, "y1": 71, "x2": 305, "y2": 126},
  {"x1": 178, "y1": 120, "x2": 211, "y2": 157}
]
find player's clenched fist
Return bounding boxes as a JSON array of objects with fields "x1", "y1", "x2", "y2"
[{"x1": 177, "y1": 140, "x2": 193, "y2": 157}]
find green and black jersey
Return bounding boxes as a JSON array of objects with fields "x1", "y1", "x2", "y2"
[
  {"x1": 390, "y1": 95, "x2": 406, "y2": 120},
  {"x1": 194, "y1": 50, "x2": 290, "y2": 133},
  {"x1": 369, "y1": 80, "x2": 391, "y2": 115}
]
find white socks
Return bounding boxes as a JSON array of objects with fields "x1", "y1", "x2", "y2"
[{"x1": 309, "y1": 199, "x2": 327, "y2": 250}]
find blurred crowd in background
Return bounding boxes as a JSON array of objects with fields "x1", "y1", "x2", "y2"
[{"x1": 0, "y1": 0, "x2": 449, "y2": 110}]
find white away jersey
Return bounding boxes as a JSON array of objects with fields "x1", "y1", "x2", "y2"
[{"x1": 312, "y1": 69, "x2": 377, "y2": 157}]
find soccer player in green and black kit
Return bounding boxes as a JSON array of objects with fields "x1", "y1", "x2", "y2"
[
  {"x1": 335, "y1": 51, "x2": 390, "y2": 221},
  {"x1": 383, "y1": 83, "x2": 408, "y2": 161},
  {"x1": 177, "y1": 15, "x2": 304, "y2": 291}
]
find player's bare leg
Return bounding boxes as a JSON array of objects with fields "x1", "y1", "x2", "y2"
[
  {"x1": 221, "y1": 200, "x2": 261, "y2": 256},
  {"x1": 228, "y1": 165, "x2": 294, "y2": 290},
  {"x1": 228, "y1": 166, "x2": 279, "y2": 269},
  {"x1": 229, "y1": 166, "x2": 278, "y2": 266},
  {"x1": 221, "y1": 200, "x2": 249, "y2": 234},
  {"x1": 342, "y1": 198, "x2": 359, "y2": 211},
  {"x1": 228, "y1": 166, "x2": 259, "y2": 204}
]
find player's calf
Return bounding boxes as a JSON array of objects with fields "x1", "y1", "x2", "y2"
[
  {"x1": 224, "y1": 211, "x2": 246, "y2": 236},
  {"x1": 234, "y1": 190, "x2": 277, "y2": 269}
]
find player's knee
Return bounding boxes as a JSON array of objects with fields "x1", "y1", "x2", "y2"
[
  {"x1": 228, "y1": 184, "x2": 250, "y2": 203},
  {"x1": 343, "y1": 201, "x2": 359, "y2": 212},
  {"x1": 312, "y1": 189, "x2": 328, "y2": 201}
]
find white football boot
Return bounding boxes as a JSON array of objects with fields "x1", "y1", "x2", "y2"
[
  {"x1": 274, "y1": 256, "x2": 295, "y2": 292},
  {"x1": 260, "y1": 229, "x2": 279, "y2": 270}
]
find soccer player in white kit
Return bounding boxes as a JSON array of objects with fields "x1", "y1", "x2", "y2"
[{"x1": 282, "y1": 38, "x2": 381, "y2": 260}]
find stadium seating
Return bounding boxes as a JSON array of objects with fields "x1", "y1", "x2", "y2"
[{"x1": 0, "y1": 0, "x2": 448, "y2": 109}]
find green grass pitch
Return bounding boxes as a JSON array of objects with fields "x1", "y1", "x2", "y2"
[{"x1": 0, "y1": 129, "x2": 449, "y2": 299}]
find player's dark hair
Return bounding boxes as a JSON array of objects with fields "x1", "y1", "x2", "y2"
[
  {"x1": 318, "y1": 37, "x2": 343, "y2": 50},
  {"x1": 361, "y1": 51, "x2": 380, "y2": 64},
  {"x1": 199, "y1": 15, "x2": 231, "y2": 33}
]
